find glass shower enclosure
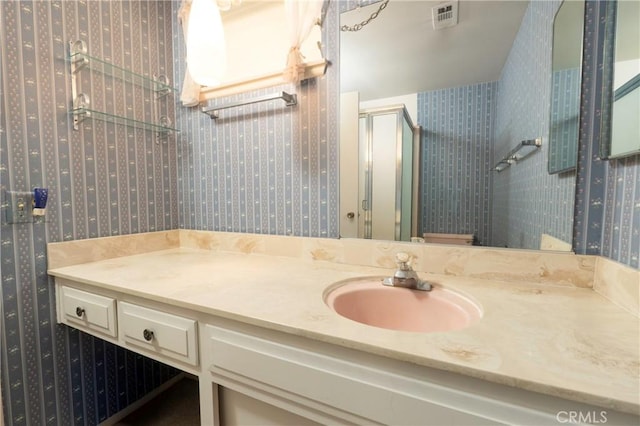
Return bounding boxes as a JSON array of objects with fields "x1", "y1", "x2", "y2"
[{"x1": 357, "y1": 105, "x2": 419, "y2": 241}]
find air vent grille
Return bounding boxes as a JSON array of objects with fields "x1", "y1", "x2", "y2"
[{"x1": 432, "y1": 1, "x2": 458, "y2": 30}]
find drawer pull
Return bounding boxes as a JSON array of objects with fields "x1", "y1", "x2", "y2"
[
  {"x1": 75, "y1": 307, "x2": 85, "y2": 318},
  {"x1": 143, "y1": 329, "x2": 155, "y2": 342}
]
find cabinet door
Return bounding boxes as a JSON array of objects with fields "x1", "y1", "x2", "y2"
[
  {"x1": 219, "y1": 387, "x2": 322, "y2": 426},
  {"x1": 205, "y1": 325, "x2": 502, "y2": 425},
  {"x1": 119, "y1": 302, "x2": 198, "y2": 366},
  {"x1": 60, "y1": 286, "x2": 117, "y2": 338}
]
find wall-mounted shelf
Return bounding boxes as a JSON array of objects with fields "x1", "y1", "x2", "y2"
[
  {"x1": 70, "y1": 49, "x2": 175, "y2": 96},
  {"x1": 71, "y1": 108, "x2": 178, "y2": 134},
  {"x1": 493, "y1": 138, "x2": 542, "y2": 172},
  {"x1": 68, "y1": 40, "x2": 177, "y2": 141}
]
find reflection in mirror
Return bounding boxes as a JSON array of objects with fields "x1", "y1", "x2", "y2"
[
  {"x1": 548, "y1": 0, "x2": 584, "y2": 174},
  {"x1": 354, "y1": 105, "x2": 417, "y2": 240},
  {"x1": 194, "y1": 0, "x2": 325, "y2": 101},
  {"x1": 606, "y1": 0, "x2": 640, "y2": 158},
  {"x1": 339, "y1": 0, "x2": 576, "y2": 250}
]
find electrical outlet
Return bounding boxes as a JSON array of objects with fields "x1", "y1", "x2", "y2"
[{"x1": 5, "y1": 190, "x2": 34, "y2": 224}]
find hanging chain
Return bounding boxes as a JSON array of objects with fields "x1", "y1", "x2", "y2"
[{"x1": 340, "y1": 0, "x2": 389, "y2": 32}]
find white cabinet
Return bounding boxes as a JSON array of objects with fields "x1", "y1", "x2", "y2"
[
  {"x1": 118, "y1": 301, "x2": 198, "y2": 367},
  {"x1": 54, "y1": 280, "x2": 199, "y2": 371},
  {"x1": 219, "y1": 387, "x2": 322, "y2": 426},
  {"x1": 58, "y1": 283, "x2": 117, "y2": 339},
  {"x1": 204, "y1": 324, "x2": 499, "y2": 425},
  {"x1": 202, "y1": 321, "x2": 640, "y2": 426},
  {"x1": 53, "y1": 280, "x2": 639, "y2": 426}
]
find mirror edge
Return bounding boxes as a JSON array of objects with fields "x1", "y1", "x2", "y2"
[
  {"x1": 599, "y1": 0, "x2": 640, "y2": 160},
  {"x1": 597, "y1": 0, "x2": 617, "y2": 160},
  {"x1": 548, "y1": 0, "x2": 585, "y2": 175}
]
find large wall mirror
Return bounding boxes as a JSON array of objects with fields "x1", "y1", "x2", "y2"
[
  {"x1": 600, "y1": 0, "x2": 640, "y2": 159},
  {"x1": 548, "y1": 0, "x2": 585, "y2": 174},
  {"x1": 339, "y1": 0, "x2": 581, "y2": 250}
]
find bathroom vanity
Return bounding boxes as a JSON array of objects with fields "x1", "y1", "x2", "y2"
[{"x1": 47, "y1": 230, "x2": 640, "y2": 425}]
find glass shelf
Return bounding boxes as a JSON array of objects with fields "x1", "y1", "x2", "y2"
[
  {"x1": 68, "y1": 40, "x2": 178, "y2": 139},
  {"x1": 71, "y1": 107, "x2": 179, "y2": 135},
  {"x1": 69, "y1": 41, "x2": 175, "y2": 95}
]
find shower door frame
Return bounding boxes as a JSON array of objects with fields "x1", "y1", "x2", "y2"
[{"x1": 358, "y1": 105, "x2": 420, "y2": 241}]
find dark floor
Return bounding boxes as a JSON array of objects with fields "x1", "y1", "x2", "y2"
[{"x1": 116, "y1": 377, "x2": 200, "y2": 426}]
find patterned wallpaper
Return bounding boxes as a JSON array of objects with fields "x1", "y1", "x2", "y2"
[
  {"x1": 0, "y1": 1, "x2": 179, "y2": 425},
  {"x1": 172, "y1": 1, "x2": 339, "y2": 238},
  {"x1": 491, "y1": 0, "x2": 576, "y2": 250},
  {"x1": 574, "y1": 0, "x2": 640, "y2": 268},
  {"x1": 417, "y1": 82, "x2": 497, "y2": 246},
  {"x1": 549, "y1": 67, "x2": 581, "y2": 173},
  {"x1": 601, "y1": 155, "x2": 640, "y2": 268}
]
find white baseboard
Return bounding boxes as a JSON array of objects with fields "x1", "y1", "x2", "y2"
[{"x1": 98, "y1": 373, "x2": 187, "y2": 426}]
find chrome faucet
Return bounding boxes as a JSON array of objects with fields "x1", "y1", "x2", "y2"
[{"x1": 382, "y1": 252, "x2": 433, "y2": 291}]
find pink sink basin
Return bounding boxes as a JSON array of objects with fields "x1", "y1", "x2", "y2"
[{"x1": 325, "y1": 278, "x2": 482, "y2": 333}]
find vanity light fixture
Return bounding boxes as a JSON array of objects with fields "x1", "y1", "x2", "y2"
[
  {"x1": 186, "y1": 0, "x2": 227, "y2": 87},
  {"x1": 216, "y1": 0, "x2": 242, "y2": 12}
]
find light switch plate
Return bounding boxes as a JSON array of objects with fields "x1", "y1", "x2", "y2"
[{"x1": 5, "y1": 190, "x2": 34, "y2": 224}]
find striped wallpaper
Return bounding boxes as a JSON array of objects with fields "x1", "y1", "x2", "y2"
[
  {"x1": 549, "y1": 67, "x2": 581, "y2": 173},
  {"x1": 491, "y1": 0, "x2": 576, "y2": 250},
  {"x1": 601, "y1": 155, "x2": 640, "y2": 268},
  {"x1": 1, "y1": 1, "x2": 179, "y2": 425},
  {"x1": 575, "y1": 0, "x2": 640, "y2": 268},
  {"x1": 417, "y1": 82, "x2": 496, "y2": 246},
  {"x1": 172, "y1": 2, "x2": 339, "y2": 238}
]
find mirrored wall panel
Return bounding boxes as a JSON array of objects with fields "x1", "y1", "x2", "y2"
[
  {"x1": 548, "y1": 0, "x2": 584, "y2": 174},
  {"x1": 608, "y1": 0, "x2": 640, "y2": 158}
]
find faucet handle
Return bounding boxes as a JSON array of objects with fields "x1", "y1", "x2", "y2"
[{"x1": 395, "y1": 252, "x2": 411, "y2": 268}]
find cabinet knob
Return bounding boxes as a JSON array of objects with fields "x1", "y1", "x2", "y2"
[
  {"x1": 346, "y1": 212, "x2": 355, "y2": 219},
  {"x1": 75, "y1": 307, "x2": 85, "y2": 318},
  {"x1": 143, "y1": 329, "x2": 154, "y2": 342}
]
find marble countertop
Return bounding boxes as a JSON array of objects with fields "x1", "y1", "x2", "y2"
[{"x1": 48, "y1": 246, "x2": 639, "y2": 415}]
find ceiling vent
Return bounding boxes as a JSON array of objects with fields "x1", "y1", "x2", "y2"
[{"x1": 432, "y1": 1, "x2": 458, "y2": 30}]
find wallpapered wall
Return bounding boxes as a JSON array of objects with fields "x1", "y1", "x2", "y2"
[
  {"x1": 172, "y1": 2, "x2": 339, "y2": 238},
  {"x1": 601, "y1": 155, "x2": 640, "y2": 268},
  {"x1": 417, "y1": 82, "x2": 497, "y2": 246},
  {"x1": 549, "y1": 68, "x2": 581, "y2": 173},
  {"x1": 0, "y1": 1, "x2": 179, "y2": 425},
  {"x1": 491, "y1": 0, "x2": 576, "y2": 250},
  {"x1": 574, "y1": 0, "x2": 639, "y2": 268}
]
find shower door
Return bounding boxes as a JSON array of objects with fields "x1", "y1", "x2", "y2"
[{"x1": 358, "y1": 106, "x2": 418, "y2": 241}]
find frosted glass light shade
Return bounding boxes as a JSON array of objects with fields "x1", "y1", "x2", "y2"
[{"x1": 187, "y1": 0, "x2": 227, "y2": 87}]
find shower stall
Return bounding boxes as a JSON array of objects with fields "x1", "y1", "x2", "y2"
[{"x1": 355, "y1": 105, "x2": 420, "y2": 241}]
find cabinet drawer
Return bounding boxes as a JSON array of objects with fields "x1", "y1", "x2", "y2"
[
  {"x1": 59, "y1": 286, "x2": 117, "y2": 338},
  {"x1": 118, "y1": 302, "x2": 198, "y2": 366}
]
